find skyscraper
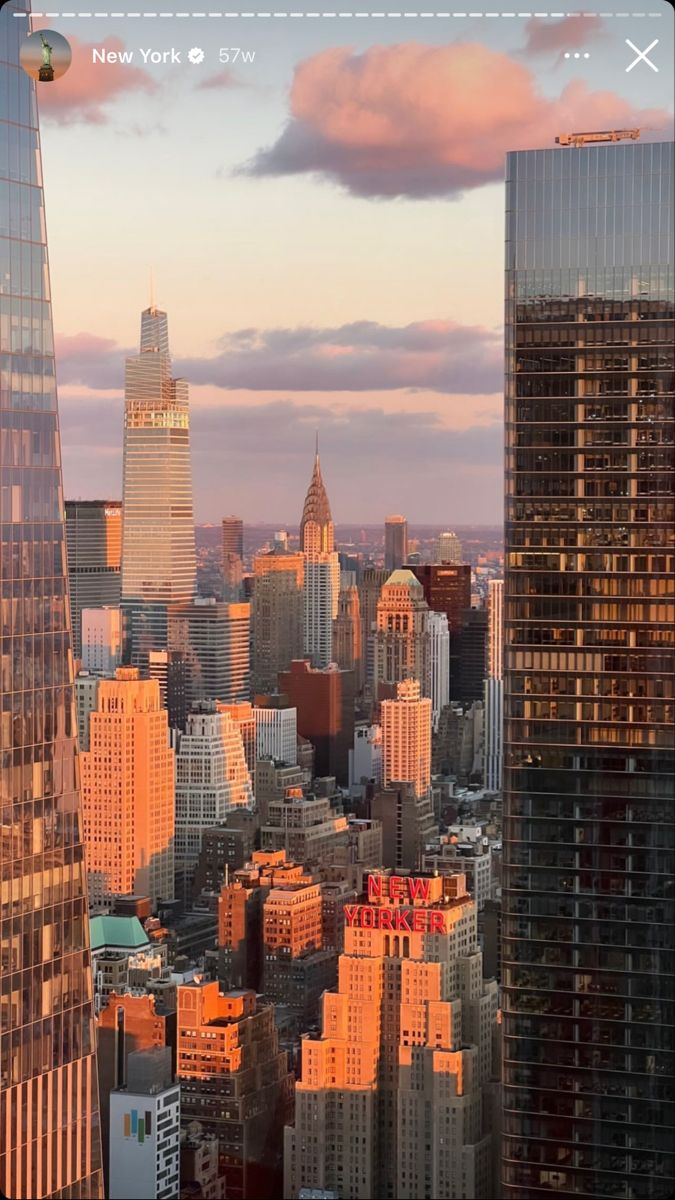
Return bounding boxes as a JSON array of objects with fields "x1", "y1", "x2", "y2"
[
  {"x1": 279, "y1": 659, "x2": 355, "y2": 785},
  {"x1": 300, "y1": 445, "x2": 340, "y2": 667},
  {"x1": 175, "y1": 702, "x2": 254, "y2": 902},
  {"x1": 168, "y1": 597, "x2": 250, "y2": 710},
  {"x1": 358, "y1": 565, "x2": 389, "y2": 685},
  {"x1": 252, "y1": 540, "x2": 305, "y2": 692},
  {"x1": 433, "y1": 529, "x2": 463, "y2": 565},
  {"x1": 429, "y1": 609, "x2": 450, "y2": 729},
  {"x1": 502, "y1": 138, "x2": 675, "y2": 1198},
  {"x1": 65, "y1": 499, "x2": 122, "y2": 659},
  {"x1": 333, "y1": 580, "x2": 363, "y2": 687},
  {"x1": 222, "y1": 515, "x2": 244, "y2": 599},
  {"x1": 381, "y1": 678, "x2": 432, "y2": 799},
  {"x1": 285, "y1": 871, "x2": 499, "y2": 1200},
  {"x1": 0, "y1": 9, "x2": 103, "y2": 1194},
  {"x1": 80, "y1": 668, "x2": 175, "y2": 911},
  {"x1": 384, "y1": 513, "x2": 408, "y2": 573},
  {"x1": 121, "y1": 304, "x2": 196, "y2": 668},
  {"x1": 374, "y1": 569, "x2": 432, "y2": 699}
]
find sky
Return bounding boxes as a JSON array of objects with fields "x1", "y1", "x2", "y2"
[{"x1": 14, "y1": 2, "x2": 675, "y2": 523}]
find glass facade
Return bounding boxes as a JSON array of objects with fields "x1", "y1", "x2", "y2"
[
  {"x1": 121, "y1": 305, "x2": 196, "y2": 669},
  {"x1": 502, "y1": 141, "x2": 674, "y2": 1198},
  {"x1": 0, "y1": 4, "x2": 104, "y2": 1196},
  {"x1": 65, "y1": 500, "x2": 122, "y2": 659}
]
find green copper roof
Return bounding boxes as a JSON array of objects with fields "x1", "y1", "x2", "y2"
[{"x1": 90, "y1": 915, "x2": 150, "y2": 952}]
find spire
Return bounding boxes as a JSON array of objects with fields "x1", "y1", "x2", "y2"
[
  {"x1": 300, "y1": 439, "x2": 333, "y2": 553},
  {"x1": 149, "y1": 267, "x2": 156, "y2": 311}
]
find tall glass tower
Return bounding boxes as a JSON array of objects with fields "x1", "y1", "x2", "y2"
[
  {"x1": 121, "y1": 304, "x2": 196, "y2": 669},
  {"x1": 0, "y1": 4, "x2": 104, "y2": 1196},
  {"x1": 502, "y1": 139, "x2": 674, "y2": 1198}
]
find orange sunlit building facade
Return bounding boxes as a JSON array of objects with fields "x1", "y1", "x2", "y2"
[
  {"x1": 80, "y1": 668, "x2": 175, "y2": 911},
  {"x1": 284, "y1": 871, "x2": 500, "y2": 1200}
]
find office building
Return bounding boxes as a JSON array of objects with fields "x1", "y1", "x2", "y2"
[
  {"x1": 502, "y1": 138, "x2": 675, "y2": 1198},
  {"x1": 433, "y1": 529, "x2": 463, "y2": 565},
  {"x1": 358, "y1": 566, "x2": 389, "y2": 685},
  {"x1": 180, "y1": 1127, "x2": 226, "y2": 1200},
  {"x1": 82, "y1": 605, "x2": 123, "y2": 674},
  {"x1": 384, "y1": 514, "x2": 408, "y2": 573},
  {"x1": 263, "y1": 876, "x2": 336, "y2": 1023},
  {"x1": 216, "y1": 850, "x2": 306, "y2": 991},
  {"x1": 333, "y1": 581, "x2": 363, "y2": 688},
  {"x1": 429, "y1": 609, "x2": 450, "y2": 729},
  {"x1": 261, "y1": 787, "x2": 349, "y2": 869},
  {"x1": 381, "y1": 679, "x2": 432, "y2": 799},
  {"x1": 348, "y1": 723, "x2": 383, "y2": 798},
  {"x1": 254, "y1": 700, "x2": 298, "y2": 765},
  {"x1": 252, "y1": 542, "x2": 305, "y2": 692},
  {"x1": 0, "y1": 17, "x2": 103, "y2": 1195},
  {"x1": 109, "y1": 1048, "x2": 180, "y2": 1200},
  {"x1": 222, "y1": 515, "x2": 244, "y2": 598},
  {"x1": 374, "y1": 570, "x2": 432, "y2": 699},
  {"x1": 121, "y1": 303, "x2": 196, "y2": 667},
  {"x1": 455, "y1": 607, "x2": 488, "y2": 705},
  {"x1": 177, "y1": 982, "x2": 293, "y2": 1199},
  {"x1": 191, "y1": 810, "x2": 258, "y2": 901},
  {"x1": 483, "y1": 580, "x2": 504, "y2": 791},
  {"x1": 148, "y1": 648, "x2": 189, "y2": 730},
  {"x1": 371, "y1": 782, "x2": 437, "y2": 871},
  {"x1": 80, "y1": 668, "x2": 175, "y2": 910},
  {"x1": 301, "y1": 446, "x2": 340, "y2": 668},
  {"x1": 66, "y1": 499, "x2": 122, "y2": 659},
  {"x1": 216, "y1": 700, "x2": 257, "y2": 776},
  {"x1": 76, "y1": 670, "x2": 101, "y2": 752},
  {"x1": 279, "y1": 659, "x2": 355, "y2": 785},
  {"x1": 285, "y1": 871, "x2": 499, "y2": 1199},
  {"x1": 409, "y1": 562, "x2": 472, "y2": 688},
  {"x1": 254, "y1": 758, "x2": 306, "y2": 827},
  {"x1": 168, "y1": 598, "x2": 250, "y2": 709},
  {"x1": 175, "y1": 703, "x2": 254, "y2": 902}
]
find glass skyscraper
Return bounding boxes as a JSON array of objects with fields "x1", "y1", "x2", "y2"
[
  {"x1": 502, "y1": 139, "x2": 674, "y2": 1198},
  {"x1": 121, "y1": 304, "x2": 196, "y2": 669},
  {"x1": 0, "y1": 4, "x2": 104, "y2": 1195}
]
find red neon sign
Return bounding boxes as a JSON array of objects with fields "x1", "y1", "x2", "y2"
[{"x1": 344, "y1": 904, "x2": 446, "y2": 935}]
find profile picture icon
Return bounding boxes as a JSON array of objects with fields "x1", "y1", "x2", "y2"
[{"x1": 20, "y1": 29, "x2": 72, "y2": 83}]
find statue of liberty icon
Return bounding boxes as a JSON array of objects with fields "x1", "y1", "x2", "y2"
[{"x1": 38, "y1": 33, "x2": 55, "y2": 82}]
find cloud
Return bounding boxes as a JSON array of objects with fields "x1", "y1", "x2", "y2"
[
  {"x1": 58, "y1": 391, "x2": 502, "y2": 522},
  {"x1": 196, "y1": 67, "x2": 245, "y2": 90},
  {"x1": 241, "y1": 42, "x2": 672, "y2": 199},
  {"x1": 56, "y1": 320, "x2": 502, "y2": 395},
  {"x1": 36, "y1": 35, "x2": 156, "y2": 124},
  {"x1": 522, "y1": 15, "x2": 604, "y2": 56}
]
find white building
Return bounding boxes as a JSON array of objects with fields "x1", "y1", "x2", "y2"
[
  {"x1": 175, "y1": 703, "x2": 254, "y2": 901},
  {"x1": 483, "y1": 678, "x2": 504, "y2": 793},
  {"x1": 300, "y1": 448, "x2": 340, "y2": 669},
  {"x1": 254, "y1": 703, "x2": 298, "y2": 765},
  {"x1": 381, "y1": 679, "x2": 432, "y2": 799},
  {"x1": 81, "y1": 606, "x2": 123, "y2": 674},
  {"x1": 487, "y1": 579, "x2": 504, "y2": 680},
  {"x1": 348, "y1": 723, "x2": 383, "y2": 798},
  {"x1": 109, "y1": 1048, "x2": 179, "y2": 1200},
  {"x1": 429, "y1": 610, "x2": 450, "y2": 730}
]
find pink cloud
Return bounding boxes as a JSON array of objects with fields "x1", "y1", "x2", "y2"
[
  {"x1": 522, "y1": 15, "x2": 604, "y2": 55},
  {"x1": 35, "y1": 35, "x2": 156, "y2": 124},
  {"x1": 244, "y1": 42, "x2": 673, "y2": 198}
]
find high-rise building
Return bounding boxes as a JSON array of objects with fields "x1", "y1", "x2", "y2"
[
  {"x1": 454, "y1": 607, "x2": 488, "y2": 705},
  {"x1": 381, "y1": 679, "x2": 432, "y2": 799},
  {"x1": 191, "y1": 809, "x2": 257, "y2": 901},
  {"x1": 301, "y1": 446, "x2": 340, "y2": 668},
  {"x1": 252, "y1": 542, "x2": 305, "y2": 692},
  {"x1": 261, "y1": 786, "x2": 350, "y2": 869},
  {"x1": 374, "y1": 570, "x2": 432, "y2": 698},
  {"x1": 175, "y1": 702, "x2": 254, "y2": 902},
  {"x1": 333, "y1": 582, "x2": 363, "y2": 688},
  {"x1": 109, "y1": 1047, "x2": 180, "y2": 1200},
  {"x1": 82, "y1": 605, "x2": 123, "y2": 674},
  {"x1": 254, "y1": 699, "x2": 298, "y2": 765},
  {"x1": 502, "y1": 138, "x2": 675, "y2": 1199},
  {"x1": 384, "y1": 514, "x2": 408, "y2": 573},
  {"x1": 429, "y1": 610, "x2": 450, "y2": 729},
  {"x1": 168, "y1": 598, "x2": 250, "y2": 710},
  {"x1": 433, "y1": 529, "x2": 463, "y2": 565},
  {"x1": 358, "y1": 565, "x2": 389, "y2": 685},
  {"x1": 222, "y1": 516, "x2": 244, "y2": 598},
  {"x1": 177, "y1": 982, "x2": 293, "y2": 1199},
  {"x1": 76, "y1": 671, "x2": 101, "y2": 752},
  {"x1": 80, "y1": 668, "x2": 175, "y2": 911},
  {"x1": 483, "y1": 581, "x2": 504, "y2": 793},
  {"x1": 279, "y1": 659, "x2": 355, "y2": 785},
  {"x1": 371, "y1": 782, "x2": 437, "y2": 871},
  {"x1": 348, "y1": 723, "x2": 383, "y2": 797},
  {"x1": 148, "y1": 648, "x2": 189, "y2": 730},
  {"x1": 216, "y1": 849, "x2": 306, "y2": 991},
  {"x1": 121, "y1": 304, "x2": 196, "y2": 668},
  {"x1": 0, "y1": 13, "x2": 103, "y2": 1195},
  {"x1": 408, "y1": 563, "x2": 472, "y2": 689},
  {"x1": 254, "y1": 758, "x2": 306, "y2": 827},
  {"x1": 263, "y1": 875, "x2": 337, "y2": 1024},
  {"x1": 66, "y1": 499, "x2": 122, "y2": 659},
  {"x1": 285, "y1": 871, "x2": 499, "y2": 1200}
]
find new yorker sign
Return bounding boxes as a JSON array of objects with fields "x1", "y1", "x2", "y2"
[{"x1": 343, "y1": 874, "x2": 447, "y2": 935}]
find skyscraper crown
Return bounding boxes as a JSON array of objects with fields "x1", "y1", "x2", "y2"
[
  {"x1": 140, "y1": 305, "x2": 170, "y2": 355},
  {"x1": 300, "y1": 445, "x2": 333, "y2": 552}
]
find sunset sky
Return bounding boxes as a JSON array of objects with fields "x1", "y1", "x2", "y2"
[{"x1": 21, "y1": 3, "x2": 674, "y2": 523}]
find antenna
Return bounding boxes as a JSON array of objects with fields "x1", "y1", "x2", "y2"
[{"x1": 149, "y1": 268, "x2": 156, "y2": 310}]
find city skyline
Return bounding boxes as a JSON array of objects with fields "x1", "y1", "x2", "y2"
[{"x1": 23, "y1": 6, "x2": 673, "y2": 523}]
